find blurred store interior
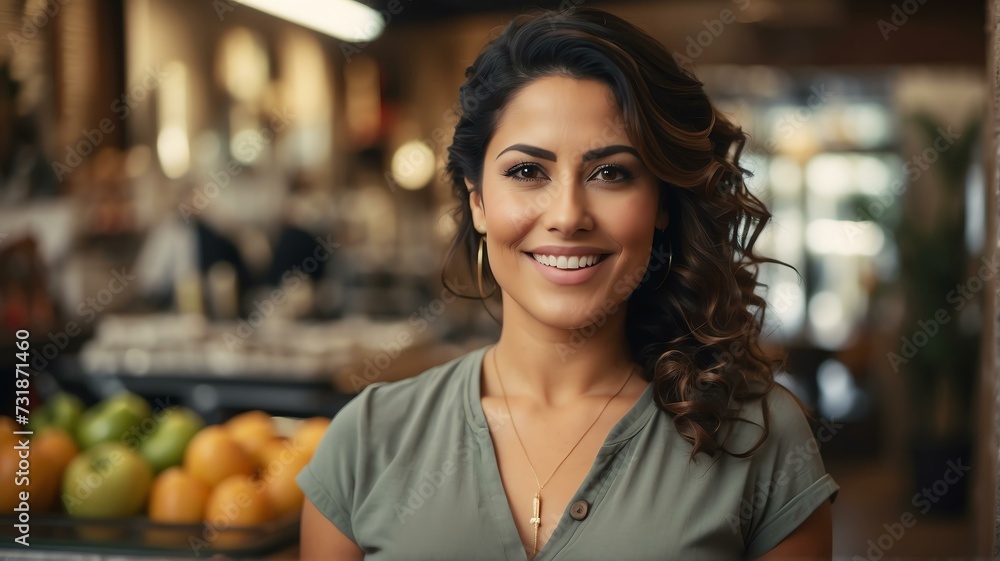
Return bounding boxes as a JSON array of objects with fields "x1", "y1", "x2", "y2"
[{"x1": 0, "y1": 0, "x2": 995, "y2": 557}]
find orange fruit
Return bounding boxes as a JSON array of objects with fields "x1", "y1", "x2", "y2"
[
  {"x1": 148, "y1": 467, "x2": 211, "y2": 523},
  {"x1": 0, "y1": 445, "x2": 22, "y2": 512},
  {"x1": 0, "y1": 415, "x2": 20, "y2": 506},
  {"x1": 33, "y1": 428, "x2": 78, "y2": 474},
  {"x1": 250, "y1": 435, "x2": 287, "y2": 468},
  {"x1": 32, "y1": 428, "x2": 78, "y2": 512},
  {"x1": 27, "y1": 459, "x2": 61, "y2": 512},
  {"x1": 203, "y1": 474, "x2": 275, "y2": 548},
  {"x1": 145, "y1": 467, "x2": 212, "y2": 547},
  {"x1": 0, "y1": 432, "x2": 65, "y2": 513},
  {"x1": 291, "y1": 417, "x2": 330, "y2": 460},
  {"x1": 257, "y1": 440, "x2": 310, "y2": 518},
  {"x1": 0, "y1": 416, "x2": 17, "y2": 443},
  {"x1": 256, "y1": 437, "x2": 306, "y2": 467},
  {"x1": 183, "y1": 426, "x2": 255, "y2": 487},
  {"x1": 225, "y1": 410, "x2": 276, "y2": 461}
]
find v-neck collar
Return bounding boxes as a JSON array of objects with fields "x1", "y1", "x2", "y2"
[{"x1": 462, "y1": 344, "x2": 657, "y2": 560}]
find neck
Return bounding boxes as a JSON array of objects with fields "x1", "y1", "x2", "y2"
[{"x1": 493, "y1": 295, "x2": 640, "y2": 407}]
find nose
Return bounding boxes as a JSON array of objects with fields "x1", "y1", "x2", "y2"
[{"x1": 542, "y1": 178, "x2": 594, "y2": 236}]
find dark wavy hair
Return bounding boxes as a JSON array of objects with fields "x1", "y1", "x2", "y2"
[{"x1": 443, "y1": 7, "x2": 788, "y2": 459}]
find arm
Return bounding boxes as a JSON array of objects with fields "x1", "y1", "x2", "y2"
[
  {"x1": 300, "y1": 498, "x2": 365, "y2": 561},
  {"x1": 753, "y1": 501, "x2": 832, "y2": 561}
]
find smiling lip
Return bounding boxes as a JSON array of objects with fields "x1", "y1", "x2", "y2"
[{"x1": 522, "y1": 250, "x2": 611, "y2": 285}]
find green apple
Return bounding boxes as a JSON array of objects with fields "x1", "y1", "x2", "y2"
[
  {"x1": 136, "y1": 407, "x2": 205, "y2": 473},
  {"x1": 61, "y1": 442, "x2": 153, "y2": 518},
  {"x1": 29, "y1": 392, "x2": 83, "y2": 436},
  {"x1": 76, "y1": 392, "x2": 152, "y2": 450}
]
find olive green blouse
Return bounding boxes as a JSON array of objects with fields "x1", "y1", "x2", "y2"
[{"x1": 297, "y1": 344, "x2": 839, "y2": 560}]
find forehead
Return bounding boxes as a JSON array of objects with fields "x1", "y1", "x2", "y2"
[{"x1": 490, "y1": 76, "x2": 630, "y2": 154}]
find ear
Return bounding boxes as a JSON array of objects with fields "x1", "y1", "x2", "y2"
[{"x1": 467, "y1": 178, "x2": 487, "y2": 234}]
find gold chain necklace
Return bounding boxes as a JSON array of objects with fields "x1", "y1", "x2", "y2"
[{"x1": 491, "y1": 346, "x2": 635, "y2": 557}]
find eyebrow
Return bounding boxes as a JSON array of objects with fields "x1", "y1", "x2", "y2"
[
  {"x1": 495, "y1": 144, "x2": 640, "y2": 162},
  {"x1": 496, "y1": 144, "x2": 557, "y2": 161},
  {"x1": 585, "y1": 145, "x2": 641, "y2": 161}
]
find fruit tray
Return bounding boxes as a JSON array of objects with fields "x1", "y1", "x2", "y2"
[{"x1": 0, "y1": 512, "x2": 299, "y2": 557}]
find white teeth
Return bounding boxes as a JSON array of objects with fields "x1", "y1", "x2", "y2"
[{"x1": 531, "y1": 253, "x2": 605, "y2": 270}]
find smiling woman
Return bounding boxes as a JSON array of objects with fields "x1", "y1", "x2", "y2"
[{"x1": 298, "y1": 7, "x2": 838, "y2": 561}]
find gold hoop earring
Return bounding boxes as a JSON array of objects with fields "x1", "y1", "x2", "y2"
[
  {"x1": 653, "y1": 236, "x2": 673, "y2": 291},
  {"x1": 477, "y1": 235, "x2": 492, "y2": 299}
]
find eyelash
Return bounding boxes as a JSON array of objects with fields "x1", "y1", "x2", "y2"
[{"x1": 501, "y1": 162, "x2": 637, "y2": 184}]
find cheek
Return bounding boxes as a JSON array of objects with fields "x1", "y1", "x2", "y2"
[
  {"x1": 601, "y1": 193, "x2": 660, "y2": 246},
  {"x1": 485, "y1": 190, "x2": 536, "y2": 244}
]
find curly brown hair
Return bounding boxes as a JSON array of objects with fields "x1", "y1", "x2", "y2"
[{"x1": 443, "y1": 7, "x2": 790, "y2": 459}]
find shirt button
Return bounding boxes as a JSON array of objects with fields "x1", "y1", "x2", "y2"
[{"x1": 569, "y1": 499, "x2": 590, "y2": 521}]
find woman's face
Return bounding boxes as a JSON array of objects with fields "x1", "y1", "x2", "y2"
[{"x1": 468, "y1": 76, "x2": 668, "y2": 330}]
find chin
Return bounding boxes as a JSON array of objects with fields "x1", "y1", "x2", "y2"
[{"x1": 524, "y1": 292, "x2": 620, "y2": 332}]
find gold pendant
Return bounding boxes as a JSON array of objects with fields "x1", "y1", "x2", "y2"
[{"x1": 530, "y1": 490, "x2": 541, "y2": 554}]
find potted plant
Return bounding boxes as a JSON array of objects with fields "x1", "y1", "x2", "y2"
[{"x1": 888, "y1": 113, "x2": 981, "y2": 515}]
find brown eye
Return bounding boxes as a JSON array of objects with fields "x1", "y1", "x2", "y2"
[
  {"x1": 503, "y1": 163, "x2": 546, "y2": 182},
  {"x1": 515, "y1": 165, "x2": 539, "y2": 179},
  {"x1": 599, "y1": 168, "x2": 621, "y2": 181},
  {"x1": 592, "y1": 164, "x2": 635, "y2": 183}
]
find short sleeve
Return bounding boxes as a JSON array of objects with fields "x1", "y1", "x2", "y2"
[
  {"x1": 741, "y1": 386, "x2": 840, "y2": 558},
  {"x1": 296, "y1": 382, "x2": 384, "y2": 544}
]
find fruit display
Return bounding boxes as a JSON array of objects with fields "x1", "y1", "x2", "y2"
[{"x1": 0, "y1": 391, "x2": 330, "y2": 553}]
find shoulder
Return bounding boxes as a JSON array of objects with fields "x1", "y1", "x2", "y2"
[
  {"x1": 727, "y1": 385, "x2": 840, "y2": 556},
  {"x1": 328, "y1": 346, "x2": 484, "y2": 447},
  {"x1": 759, "y1": 382, "x2": 812, "y2": 431},
  {"x1": 304, "y1": 345, "x2": 485, "y2": 488},
  {"x1": 721, "y1": 383, "x2": 817, "y2": 458},
  {"x1": 297, "y1": 347, "x2": 486, "y2": 544}
]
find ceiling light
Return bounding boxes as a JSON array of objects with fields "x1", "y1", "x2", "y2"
[
  {"x1": 232, "y1": 0, "x2": 384, "y2": 42},
  {"x1": 391, "y1": 141, "x2": 436, "y2": 190}
]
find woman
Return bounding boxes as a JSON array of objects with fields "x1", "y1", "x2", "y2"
[{"x1": 299, "y1": 7, "x2": 838, "y2": 560}]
